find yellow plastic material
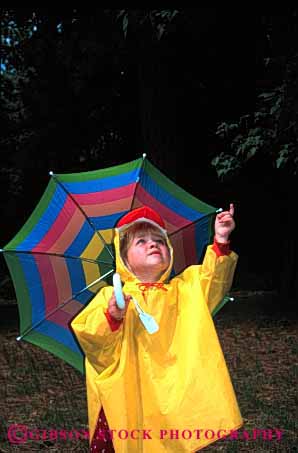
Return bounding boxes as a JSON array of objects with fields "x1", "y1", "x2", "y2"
[{"x1": 71, "y1": 230, "x2": 243, "y2": 452}]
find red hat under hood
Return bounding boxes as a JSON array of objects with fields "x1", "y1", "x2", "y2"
[{"x1": 116, "y1": 206, "x2": 167, "y2": 234}]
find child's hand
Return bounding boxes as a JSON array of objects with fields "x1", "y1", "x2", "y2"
[
  {"x1": 108, "y1": 292, "x2": 131, "y2": 321},
  {"x1": 214, "y1": 203, "x2": 235, "y2": 242}
]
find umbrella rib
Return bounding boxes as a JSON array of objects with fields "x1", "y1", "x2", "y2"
[
  {"x1": 130, "y1": 153, "x2": 146, "y2": 210},
  {"x1": 2, "y1": 249, "x2": 113, "y2": 266},
  {"x1": 16, "y1": 269, "x2": 114, "y2": 342},
  {"x1": 168, "y1": 210, "x2": 218, "y2": 238},
  {"x1": 50, "y1": 172, "x2": 114, "y2": 261},
  {"x1": 211, "y1": 295, "x2": 234, "y2": 317}
]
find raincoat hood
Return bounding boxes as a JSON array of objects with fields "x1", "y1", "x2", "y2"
[{"x1": 114, "y1": 227, "x2": 174, "y2": 284}]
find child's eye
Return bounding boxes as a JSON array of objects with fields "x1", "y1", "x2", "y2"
[
  {"x1": 156, "y1": 239, "x2": 165, "y2": 245},
  {"x1": 136, "y1": 239, "x2": 145, "y2": 245}
]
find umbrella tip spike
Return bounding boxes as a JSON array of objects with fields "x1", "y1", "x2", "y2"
[
  {"x1": 142, "y1": 153, "x2": 146, "y2": 159},
  {"x1": 49, "y1": 171, "x2": 54, "y2": 176},
  {"x1": 0, "y1": 248, "x2": 3, "y2": 252},
  {"x1": 16, "y1": 336, "x2": 22, "y2": 341},
  {"x1": 216, "y1": 208, "x2": 223, "y2": 213}
]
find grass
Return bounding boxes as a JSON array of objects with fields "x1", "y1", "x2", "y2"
[{"x1": 0, "y1": 292, "x2": 297, "y2": 452}]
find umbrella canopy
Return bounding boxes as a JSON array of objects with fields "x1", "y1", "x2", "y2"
[{"x1": 2, "y1": 155, "x2": 221, "y2": 373}]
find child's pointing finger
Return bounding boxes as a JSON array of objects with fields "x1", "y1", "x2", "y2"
[{"x1": 229, "y1": 203, "x2": 234, "y2": 216}]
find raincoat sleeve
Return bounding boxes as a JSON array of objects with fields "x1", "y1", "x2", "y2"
[
  {"x1": 71, "y1": 286, "x2": 123, "y2": 375},
  {"x1": 183, "y1": 244, "x2": 238, "y2": 314}
]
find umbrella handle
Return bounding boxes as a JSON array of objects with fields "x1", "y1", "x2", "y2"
[{"x1": 113, "y1": 273, "x2": 126, "y2": 309}]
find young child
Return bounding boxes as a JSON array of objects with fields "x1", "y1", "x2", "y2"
[{"x1": 71, "y1": 204, "x2": 243, "y2": 452}]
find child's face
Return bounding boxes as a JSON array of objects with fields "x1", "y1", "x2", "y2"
[{"x1": 126, "y1": 230, "x2": 170, "y2": 280}]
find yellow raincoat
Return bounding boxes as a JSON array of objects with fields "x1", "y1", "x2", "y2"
[{"x1": 71, "y1": 230, "x2": 243, "y2": 452}]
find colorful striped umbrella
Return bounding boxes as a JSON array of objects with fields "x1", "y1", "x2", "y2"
[{"x1": 2, "y1": 155, "x2": 224, "y2": 373}]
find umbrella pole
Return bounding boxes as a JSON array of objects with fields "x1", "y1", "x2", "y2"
[{"x1": 16, "y1": 269, "x2": 114, "y2": 341}]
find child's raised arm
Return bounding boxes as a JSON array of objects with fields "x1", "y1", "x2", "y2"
[{"x1": 214, "y1": 203, "x2": 235, "y2": 243}]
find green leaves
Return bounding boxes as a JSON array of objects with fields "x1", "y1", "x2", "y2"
[
  {"x1": 114, "y1": 9, "x2": 179, "y2": 40},
  {"x1": 212, "y1": 55, "x2": 298, "y2": 179},
  {"x1": 212, "y1": 16, "x2": 298, "y2": 180},
  {"x1": 211, "y1": 153, "x2": 241, "y2": 179},
  {"x1": 276, "y1": 144, "x2": 295, "y2": 169}
]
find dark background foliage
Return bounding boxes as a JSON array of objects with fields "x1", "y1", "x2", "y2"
[{"x1": 1, "y1": 8, "x2": 297, "y2": 306}]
